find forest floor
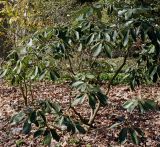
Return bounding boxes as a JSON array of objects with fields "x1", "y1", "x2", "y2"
[{"x1": 0, "y1": 81, "x2": 160, "y2": 147}]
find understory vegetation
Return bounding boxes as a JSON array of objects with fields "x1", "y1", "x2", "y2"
[{"x1": 0, "y1": 0, "x2": 160, "y2": 146}]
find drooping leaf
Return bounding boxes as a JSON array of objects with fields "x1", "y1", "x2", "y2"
[
  {"x1": 39, "y1": 70, "x2": 48, "y2": 81},
  {"x1": 123, "y1": 30, "x2": 130, "y2": 47},
  {"x1": 128, "y1": 100, "x2": 138, "y2": 112},
  {"x1": 104, "y1": 44, "x2": 112, "y2": 58},
  {"x1": 144, "y1": 99, "x2": 157, "y2": 110},
  {"x1": 38, "y1": 111, "x2": 46, "y2": 124},
  {"x1": 0, "y1": 69, "x2": 8, "y2": 79},
  {"x1": 11, "y1": 111, "x2": 25, "y2": 124},
  {"x1": 49, "y1": 102, "x2": 62, "y2": 114},
  {"x1": 31, "y1": 66, "x2": 38, "y2": 80},
  {"x1": 93, "y1": 43, "x2": 102, "y2": 57},
  {"x1": 104, "y1": 33, "x2": 110, "y2": 41},
  {"x1": 34, "y1": 129, "x2": 44, "y2": 138},
  {"x1": 123, "y1": 100, "x2": 134, "y2": 109},
  {"x1": 78, "y1": 43, "x2": 83, "y2": 52},
  {"x1": 88, "y1": 94, "x2": 96, "y2": 109},
  {"x1": 118, "y1": 128, "x2": 128, "y2": 144},
  {"x1": 72, "y1": 81, "x2": 84, "y2": 87},
  {"x1": 88, "y1": 33, "x2": 95, "y2": 44},
  {"x1": 109, "y1": 122, "x2": 122, "y2": 129},
  {"x1": 50, "y1": 70, "x2": 60, "y2": 81},
  {"x1": 43, "y1": 130, "x2": 52, "y2": 145},
  {"x1": 72, "y1": 94, "x2": 86, "y2": 106},
  {"x1": 75, "y1": 31, "x2": 79, "y2": 40},
  {"x1": 96, "y1": 92, "x2": 108, "y2": 106},
  {"x1": 138, "y1": 101, "x2": 145, "y2": 113},
  {"x1": 50, "y1": 128, "x2": 60, "y2": 142},
  {"x1": 129, "y1": 128, "x2": 139, "y2": 145},
  {"x1": 30, "y1": 111, "x2": 36, "y2": 123},
  {"x1": 16, "y1": 139, "x2": 25, "y2": 147},
  {"x1": 134, "y1": 127, "x2": 144, "y2": 137},
  {"x1": 86, "y1": 74, "x2": 95, "y2": 79},
  {"x1": 22, "y1": 120, "x2": 32, "y2": 134},
  {"x1": 75, "y1": 124, "x2": 86, "y2": 134}
]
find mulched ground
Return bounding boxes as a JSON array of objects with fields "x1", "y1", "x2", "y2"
[{"x1": 0, "y1": 80, "x2": 160, "y2": 147}]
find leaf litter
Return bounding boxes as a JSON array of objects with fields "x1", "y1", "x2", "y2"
[{"x1": 0, "y1": 81, "x2": 160, "y2": 147}]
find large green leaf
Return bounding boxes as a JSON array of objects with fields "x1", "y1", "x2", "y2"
[
  {"x1": 22, "y1": 120, "x2": 32, "y2": 134},
  {"x1": 134, "y1": 127, "x2": 144, "y2": 137},
  {"x1": 43, "y1": 130, "x2": 52, "y2": 145},
  {"x1": 118, "y1": 128, "x2": 128, "y2": 144},
  {"x1": 30, "y1": 111, "x2": 36, "y2": 123},
  {"x1": 96, "y1": 92, "x2": 108, "y2": 106},
  {"x1": 50, "y1": 128, "x2": 60, "y2": 142},
  {"x1": 129, "y1": 128, "x2": 139, "y2": 145},
  {"x1": 31, "y1": 66, "x2": 38, "y2": 80},
  {"x1": 11, "y1": 111, "x2": 25, "y2": 124},
  {"x1": 88, "y1": 33, "x2": 95, "y2": 44},
  {"x1": 109, "y1": 122, "x2": 122, "y2": 129},
  {"x1": 93, "y1": 43, "x2": 102, "y2": 57},
  {"x1": 50, "y1": 70, "x2": 60, "y2": 81},
  {"x1": 0, "y1": 69, "x2": 8, "y2": 79},
  {"x1": 104, "y1": 33, "x2": 111, "y2": 41},
  {"x1": 38, "y1": 111, "x2": 47, "y2": 124},
  {"x1": 72, "y1": 94, "x2": 86, "y2": 106},
  {"x1": 49, "y1": 102, "x2": 62, "y2": 114},
  {"x1": 72, "y1": 81, "x2": 84, "y2": 87},
  {"x1": 123, "y1": 30, "x2": 130, "y2": 47},
  {"x1": 75, "y1": 124, "x2": 86, "y2": 134},
  {"x1": 144, "y1": 99, "x2": 157, "y2": 110},
  {"x1": 123, "y1": 100, "x2": 134, "y2": 109},
  {"x1": 104, "y1": 44, "x2": 112, "y2": 58},
  {"x1": 34, "y1": 129, "x2": 44, "y2": 138}
]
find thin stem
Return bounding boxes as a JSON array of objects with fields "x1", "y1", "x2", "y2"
[
  {"x1": 29, "y1": 80, "x2": 34, "y2": 103},
  {"x1": 68, "y1": 55, "x2": 75, "y2": 75},
  {"x1": 88, "y1": 101, "x2": 100, "y2": 125},
  {"x1": 106, "y1": 50, "x2": 129, "y2": 95},
  {"x1": 19, "y1": 82, "x2": 27, "y2": 106}
]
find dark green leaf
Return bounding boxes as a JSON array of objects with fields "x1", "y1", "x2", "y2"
[
  {"x1": 88, "y1": 94, "x2": 96, "y2": 109},
  {"x1": 75, "y1": 124, "x2": 86, "y2": 134},
  {"x1": 38, "y1": 111, "x2": 46, "y2": 123},
  {"x1": 134, "y1": 127, "x2": 144, "y2": 137},
  {"x1": 50, "y1": 71, "x2": 59, "y2": 81},
  {"x1": 104, "y1": 44, "x2": 112, "y2": 58},
  {"x1": 39, "y1": 70, "x2": 47, "y2": 81},
  {"x1": 30, "y1": 111, "x2": 36, "y2": 123},
  {"x1": 144, "y1": 99, "x2": 157, "y2": 110},
  {"x1": 118, "y1": 128, "x2": 128, "y2": 144},
  {"x1": 138, "y1": 101, "x2": 145, "y2": 113},
  {"x1": 96, "y1": 92, "x2": 108, "y2": 106},
  {"x1": 34, "y1": 129, "x2": 44, "y2": 138},
  {"x1": 49, "y1": 102, "x2": 62, "y2": 114},
  {"x1": 22, "y1": 120, "x2": 31, "y2": 134},
  {"x1": 43, "y1": 130, "x2": 52, "y2": 145},
  {"x1": 16, "y1": 139, "x2": 25, "y2": 147},
  {"x1": 129, "y1": 128, "x2": 139, "y2": 145},
  {"x1": 50, "y1": 128, "x2": 60, "y2": 142}
]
